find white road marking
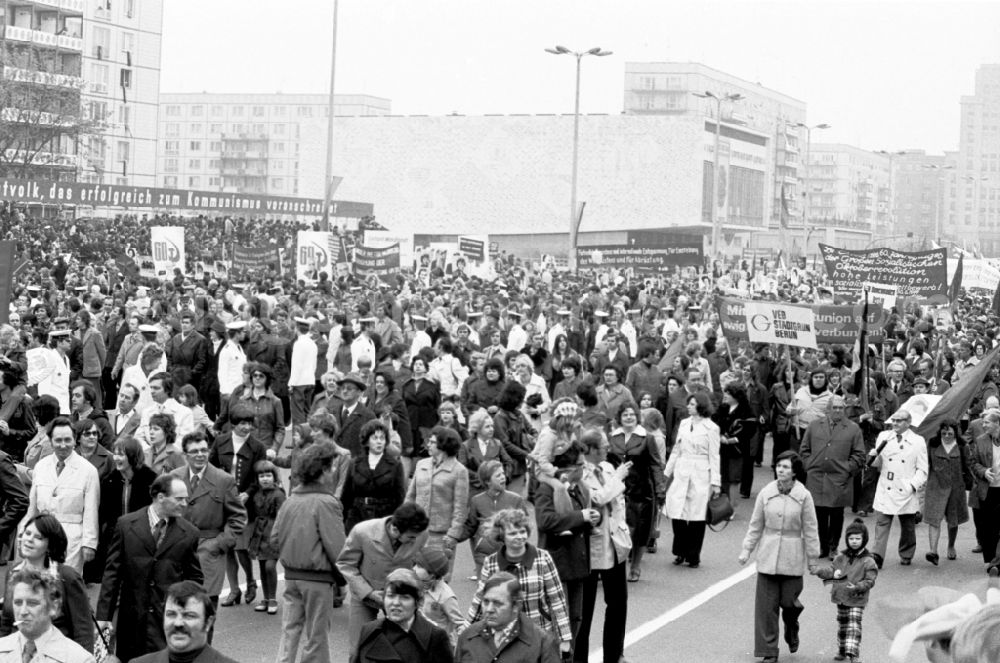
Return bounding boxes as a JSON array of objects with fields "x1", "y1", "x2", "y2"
[{"x1": 589, "y1": 564, "x2": 757, "y2": 663}]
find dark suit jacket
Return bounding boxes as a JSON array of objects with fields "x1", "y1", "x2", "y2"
[
  {"x1": 95, "y1": 507, "x2": 203, "y2": 663},
  {"x1": 110, "y1": 407, "x2": 141, "y2": 442},
  {"x1": 970, "y1": 434, "x2": 1000, "y2": 508},
  {"x1": 170, "y1": 464, "x2": 246, "y2": 548},
  {"x1": 167, "y1": 331, "x2": 210, "y2": 388},
  {"x1": 533, "y1": 482, "x2": 592, "y2": 582},
  {"x1": 341, "y1": 454, "x2": 407, "y2": 530},
  {"x1": 131, "y1": 645, "x2": 239, "y2": 663},
  {"x1": 353, "y1": 614, "x2": 453, "y2": 663},
  {"x1": 209, "y1": 432, "x2": 268, "y2": 494},
  {"x1": 103, "y1": 319, "x2": 130, "y2": 370},
  {"x1": 335, "y1": 403, "x2": 376, "y2": 458}
]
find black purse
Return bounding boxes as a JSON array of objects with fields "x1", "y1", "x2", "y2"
[{"x1": 706, "y1": 492, "x2": 734, "y2": 531}]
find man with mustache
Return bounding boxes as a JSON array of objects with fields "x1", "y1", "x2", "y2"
[{"x1": 130, "y1": 580, "x2": 238, "y2": 663}]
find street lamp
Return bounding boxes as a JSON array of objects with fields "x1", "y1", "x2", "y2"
[
  {"x1": 693, "y1": 91, "x2": 744, "y2": 260},
  {"x1": 320, "y1": 0, "x2": 339, "y2": 232},
  {"x1": 875, "y1": 150, "x2": 906, "y2": 237},
  {"x1": 546, "y1": 45, "x2": 612, "y2": 272},
  {"x1": 796, "y1": 122, "x2": 831, "y2": 260}
]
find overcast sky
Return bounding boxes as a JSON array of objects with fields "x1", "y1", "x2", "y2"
[{"x1": 161, "y1": 0, "x2": 1000, "y2": 155}]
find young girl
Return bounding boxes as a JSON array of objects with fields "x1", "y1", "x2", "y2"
[
  {"x1": 413, "y1": 547, "x2": 466, "y2": 647},
  {"x1": 247, "y1": 460, "x2": 286, "y2": 615},
  {"x1": 177, "y1": 384, "x2": 213, "y2": 435},
  {"x1": 811, "y1": 519, "x2": 879, "y2": 662}
]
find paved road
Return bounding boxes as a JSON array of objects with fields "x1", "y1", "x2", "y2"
[{"x1": 210, "y1": 462, "x2": 991, "y2": 663}]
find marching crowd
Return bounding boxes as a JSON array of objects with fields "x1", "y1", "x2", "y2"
[{"x1": 0, "y1": 209, "x2": 996, "y2": 663}]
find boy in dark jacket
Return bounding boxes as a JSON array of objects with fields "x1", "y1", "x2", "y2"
[{"x1": 811, "y1": 518, "x2": 878, "y2": 663}]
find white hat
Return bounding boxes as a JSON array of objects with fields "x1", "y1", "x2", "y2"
[
  {"x1": 138, "y1": 324, "x2": 159, "y2": 334},
  {"x1": 594, "y1": 311, "x2": 609, "y2": 318},
  {"x1": 662, "y1": 319, "x2": 680, "y2": 334},
  {"x1": 225, "y1": 321, "x2": 247, "y2": 331}
]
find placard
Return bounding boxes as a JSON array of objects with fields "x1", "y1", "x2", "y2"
[
  {"x1": 819, "y1": 244, "x2": 947, "y2": 301},
  {"x1": 232, "y1": 245, "x2": 280, "y2": 272},
  {"x1": 863, "y1": 282, "x2": 898, "y2": 310},
  {"x1": 744, "y1": 301, "x2": 817, "y2": 348},
  {"x1": 458, "y1": 236, "x2": 485, "y2": 263},
  {"x1": 355, "y1": 244, "x2": 400, "y2": 280},
  {"x1": 149, "y1": 226, "x2": 185, "y2": 277},
  {"x1": 296, "y1": 231, "x2": 334, "y2": 283},
  {"x1": 716, "y1": 296, "x2": 887, "y2": 345}
]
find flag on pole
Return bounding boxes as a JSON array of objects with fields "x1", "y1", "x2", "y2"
[
  {"x1": 851, "y1": 290, "x2": 870, "y2": 410},
  {"x1": 949, "y1": 252, "x2": 963, "y2": 308},
  {"x1": 916, "y1": 344, "x2": 1000, "y2": 440},
  {"x1": 992, "y1": 278, "x2": 1000, "y2": 316},
  {"x1": 780, "y1": 185, "x2": 791, "y2": 230}
]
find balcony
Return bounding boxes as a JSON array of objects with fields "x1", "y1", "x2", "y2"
[
  {"x1": 1, "y1": 107, "x2": 76, "y2": 126},
  {"x1": 56, "y1": 34, "x2": 83, "y2": 51},
  {"x1": 60, "y1": 0, "x2": 85, "y2": 14},
  {"x1": 31, "y1": 30, "x2": 57, "y2": 47},
  {"x1": 2, "y1": 66, "x2": 84, "y2": 90},
  {"x1": 3, "y1": 25, "x2": 33, "y2": 43},
  {"x1": 3, "y1": 148, "x2": 78, "y2": 168}
]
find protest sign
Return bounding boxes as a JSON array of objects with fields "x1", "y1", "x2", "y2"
[
  {"x1": 947, "y1": 258, "x2": 1000, "y2": 291},
  {"x1": 355, "y1": 244, "x2": 401, "y2": 280},
  {"x1": 716, "y1": 296, "x2": 887, "y2": 345},
  {"x1": 150, "y1": 226, "x2": 185, "y2": 278},
  {"x1": 819, "y1": 244, "x2": 947, "y2": 301},
  {"x1": 458, "y1": 236, "x2": 486, "y2": 263},
  {"x1": 863, "y1": 282, "x2": 898, "y2": 310},
  {"x1": 232, "y1": 245, "x2": 280, "y2": 272},
  {"x1": 296, "y1": 231, "x2": 333, "y2": 283},
  {"x1": 577, "y1": 242, "x2": 703, "y2": 271},
  {"x1": 744, "y1": 301, "x2": 818, "y2": 348},
  {"x1": 364, "y1": 231, "x2": 413, "y2": 267}
]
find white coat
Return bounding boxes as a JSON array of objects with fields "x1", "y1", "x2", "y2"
[
  {"x1": 663, "y1": 417, "x2": 721, "y2": 521},
  {"x1": 217, "y1": 339, "x2": 246, "y2": 396},
  {"x1": 35, "y1": 348, "x2": 70, "y2": 414},
  {"x1": 872, "y1": 428, "x2": 928, "y2": 515},
  {"x1": 21, "y1": 451, "x2": 99, "y2": 574}
]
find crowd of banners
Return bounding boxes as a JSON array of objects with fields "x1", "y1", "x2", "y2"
[
  {"x1": 354, "y1": 244, "x2": 401, "y2": 281},
  {"x1": 819, "y1": 243, "x2": 948, "y2": 301},
  {"x1": 232, "y1": 245, "x2": 281, "y2": 273},
  {"x1": 744, "y1": 301, "x2": 818, "y2": 349},
  {"x1": 295, "y1": 231, "x2": 349, "y2": 283},
  {"x1": 149, "y1": 226, "x2": 185, "y2": 278},
  {"x1": 577, "y1": 242, "x2": 704, "y2": 271},
  {"x1": 716, "y1": 296, "x2": 887, "y2": 345},
  {"x1": 0, "y1": 177, "x2": 373, "y2": 218}
]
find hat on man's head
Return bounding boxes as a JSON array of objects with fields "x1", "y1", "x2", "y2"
[{"x1": 337, "y1": 372, "x2": 368, "y2": 390}]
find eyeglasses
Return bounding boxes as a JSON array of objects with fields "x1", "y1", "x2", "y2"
[
  {"x1": 81, "y1": 430, "x2": 100, "y2": 437},
  {"x1": 186, "y1": 448, "x2": 210, "y2": 456},
  {"x1": 251, "y1": 372, "x2": 266, "y2": 378}
]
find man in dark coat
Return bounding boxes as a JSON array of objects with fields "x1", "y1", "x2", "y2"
[
  {"x1": 96, "y1": 474, "x2": 204, "y2": 663},
  {"x1": 798, "y1": 394, "x2": 866, "y2": 558},
  {"x1": 166, "y1": 311, "x2": 210, "y2": 390},
  {"x1": 101, "y1": 305, "x2": 130, "y2": 410},
  {"x1": 533, "y1": 445, "x2": 597, "y2": 659},
  {"x1": 335, "y1": 373, "x2": 376, "y2": 457},
  {"x1": 129, "y1": 580, "x2": 239, "y2": 663}
]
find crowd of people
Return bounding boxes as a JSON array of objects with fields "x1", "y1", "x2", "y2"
[{"x1": 0, "y1": 207, "x2": 996, "y2": 662}]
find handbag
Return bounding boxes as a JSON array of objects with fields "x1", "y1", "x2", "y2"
[{"x1": 706, "y1": 492, "x2": 734, "y2": 531}]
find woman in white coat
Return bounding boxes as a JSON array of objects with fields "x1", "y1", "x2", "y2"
[
  {"x1": 34, "y1": 331, "x2": 72, "y2": 415},
  {"x1": 663, "y1": 391, "x2": 721, "y2": 568}
]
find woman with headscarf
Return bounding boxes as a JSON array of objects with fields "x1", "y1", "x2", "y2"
[{"x1": 789, "y1": 368, "x2": 833, "y2": 452}]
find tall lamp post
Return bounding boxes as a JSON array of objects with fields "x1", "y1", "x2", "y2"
[
  {"x1": 693, "y1": 91, "x2": 743, "y2": 260},
  {"x1": 546, "y1": 45, "x2": 612, "y2": 272},
  {"x1": 320, "y1": 0, "x2": 340, "y2": 231},
  {"x1": 796, "y1": 122, "x2": 830, "y2": 261}
]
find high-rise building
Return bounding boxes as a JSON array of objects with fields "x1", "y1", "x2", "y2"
[
  {"x1": 892, "y1": 150, "x2": 952, "y2": 245},
  {"x1": 623, "y1": 62, "x2": 808, "y2": 240},
  {"x1": 957, "y1": 64, "x2": 1000, "y2": 255},
  {"x1": 155, "y1": 92, "x2": 391, "y2": 196},
  {"x1": 0, "y1": 0, "x2": 163, "y2": 186}
]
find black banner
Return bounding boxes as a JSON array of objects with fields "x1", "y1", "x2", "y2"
[
  {"x1": 577, "y1": 242, "x2": 703, "y2": 271},
  {"x1": 0, "y1": 178, "x2": 373, "y2": 218},
  {"x1": 355, "y1": 244, "x2": 400, "y2": 279},
  {"x1": 232, "y1": 245, "x2": 280, "y2": 272},
  {"x1": 458, "y1": 237, "x2": 485, "y2": 262},
  {"x1": 819, "y1": 243, "x2": 948, "y2": 301}
]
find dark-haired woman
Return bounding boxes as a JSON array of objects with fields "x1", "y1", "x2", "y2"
[
  {"x1": 0, "y1": 357, "x2": 36, "y2": 462},
  {"x1": 342, "y1": 419, "x2": 407, "y2": 532},
  {"x1": 0, "y1": 515, "x2": 93, "y2": 651},
  {"x1": 768, "y1": 363, "x2": 798, "y2": 462},
  {"x1": 548, "y1": 333, "x2": 579, "y2": 397},
  {"x1": 463, "y1": 357, "x2": 506, "y2": 414},
  {"x1": 368, "y1": 370, "x2": 412, "y2": 458},
  {"x1": 663, "y1": 392, "x2": 721, "y2": 568},
  {"x1": 492, "y1": 380, "x2": 535, "y2": 496},
  {"x1": 739, "y1": 451, "x2": 821, "y2": 663},
  {"x1": 94, "y1": 436, "x2": 156, "y2": 582},
  {"x1": 401, "y1": 356, "x2": 441, "y2": 461},
  {"x1": 924, "y1": 418, "x2": 971, "y2": 565},
  {"x1": 552, "y1": 355, "x2": 588, "y2": 402},
  {"x1": 718, "y1": 383, "x2": 758, "y2": 499},
  {"x1": 609, "y1": 403, "x2": 665, "y2": 582}
]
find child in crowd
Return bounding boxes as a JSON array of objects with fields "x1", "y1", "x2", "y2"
[
  {"x1": 247, "y1": 459, "x2": 286, "y2": 614},
  {"x1": 413, "y1": 547, "x2": 467, "y2": 647},
  {"x1": 460, "y1": 460, "x2": 526, "y2": 581},
  {"x1": 811, "y1": 519, "x2": 879, "y2": 662}
]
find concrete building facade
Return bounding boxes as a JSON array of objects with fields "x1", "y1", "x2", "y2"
[
  {"x1": 155, "y1": 92, "x2": 391, "y2": 197},
  {"x1": 957, "y1": 64, "x2": 1000, "y2": 255}
]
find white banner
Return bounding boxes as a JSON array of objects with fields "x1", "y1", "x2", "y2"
[
  {"x1": 947, "y1": 258, "x2": 1000, "y2": 291},
  {"x1": 863, "y1": 282, "x2": 898, "y2": 310},
  {"x1": 149, "y1": 226, "x2": 185, "y2": 278},
  {"x1": 745, "y1": 301, "x2": 818, "y2": 348},
  {"x1": 296, "y1": 230, "x2": 334, "y2": 283}
]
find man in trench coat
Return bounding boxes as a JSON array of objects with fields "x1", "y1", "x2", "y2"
[{"x1": 798, "y1": 394, "x2": 866, "y2": 558}]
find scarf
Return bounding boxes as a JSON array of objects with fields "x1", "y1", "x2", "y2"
[{"x1": 498, "y1": 543, "x2": 537, "y2": 574}]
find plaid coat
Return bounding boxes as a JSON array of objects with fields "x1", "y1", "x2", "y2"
[{"x1": 467, "y1": 543, "x2": 571, "y2": 644}]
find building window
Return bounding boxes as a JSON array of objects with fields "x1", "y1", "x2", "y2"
[
  {"x1": 191, "y1": 106, "x2": 204, "y2": 117},
  {"x1": 274, "y1": 106, "x2": 287, "y2": 116},
  {"x1": 92, "y1": 26, "x2": 111, "y2": 59},
  {"x1": 188, "y1": 159, "x2": 201, "y2": 169},
  {"x1": 210, "y1": 124, "x2": 222, "y2": 134},
  {"x1": 271, "y1": 178, "x2": 284, "y2": 189},
  {"x1": 118, "y1": 105, "x2": 130, "y2": 126},
  {"x1": 209, "y1": 141, "x2": 221, "y2": 151},
  {"x1": 297, "y1": 106, "x2": 312, "y2": 117},
  {"x1": 90, "y1": 63, "x2": 110, "y2": 93},
  {"x1": 117, "y1": 141, "x2": 129, "y2": 163},
  {"x1": 252, "y1": 124, "x2": 265, "y2": 135},
  {"x1": 211, "y1": 105, "x2": 224, "y2": 117},
  {"x1": 165, "y1": 123, "x2": 179, "y2": 137},
  {"x1": 119, "y1": 68, "x2": 132, "y2": 89},
  {"x1": 209, "y1": 177, "x2": 221, "y2": 187},
  {"x1": 274, "y1": 143, "x2": 285, "y2": 152},
  {"x1": 273, "y1": 124, "x2": 285, "y2": 135},
  {"x1": 190, "y1": 123, "x2": 202, "y2": 133},
  {"x1": 232, "y1": 106, "x2": 244, "y2": 116},
  {"x1": 253, "y1": 106, "x2": 265, "y2": 117},
  {"x1": 88, "y1": 101, "x2": 108, "y2": 122},
  {"x1": 120, "y1": 32, "x2": 135, "y2": 64},
  {"x1": 164, "y1": 176, "x2": 178, "y2": 187},
  {"x1": 190, "y1": 141, "x2": 201, "y2": 151},
  {"x1": 126, "y1": 0, "x2": 136, "y2": 17},
  {"x1": 189, "y1": 177, "x2": 200, "y2": 188},
  {"x1": 164, "y1": 141, "x2": 178, "y2": 153},
  {"x1": 163, "y1": 159, "x2": 177, "y2": 172},
  {"x1": 208, "y1": 160, "x2": 220, "y2": 169}
]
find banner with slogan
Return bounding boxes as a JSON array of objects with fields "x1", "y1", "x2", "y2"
[
  {"x1": 364, "y1": 231, "x2": 413, "y2": 267},
  {"x1": 744, "y1": 301, "x2": 817, "y2": 349},
  {"x1": 577, "y1": 242, "x2": 703, "y2": 271},
  {"x1": 863, "y1": 282, "x2": 898, "y2": 310},
  {"x1": 947, "y1": 258, "x2": 1000, "y2": 291},
  {"x1": 296, "y1": 231, "x2": 333, "y2": 283},
  {"x1": 355, "y1": 244, "x2": 401, "y2": 280},
  {"x1": 232, "y1": 245, "x2": 280, "y2": 273},
  {"x1": 716, "y1": 296, "x2": 887, "y2": 345},
  {"x1": 149, "y1": 226, "x2": 185, "y2": 278},
  {"x1": 458, "y1": 236, "x2": 486, "y2": 263},
  {"x1": 819, "y1": 244, "x2": 948, "y2": 301},
  {"x1": 0, "y1": 178, "x2": 373, "y2": 218}
]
